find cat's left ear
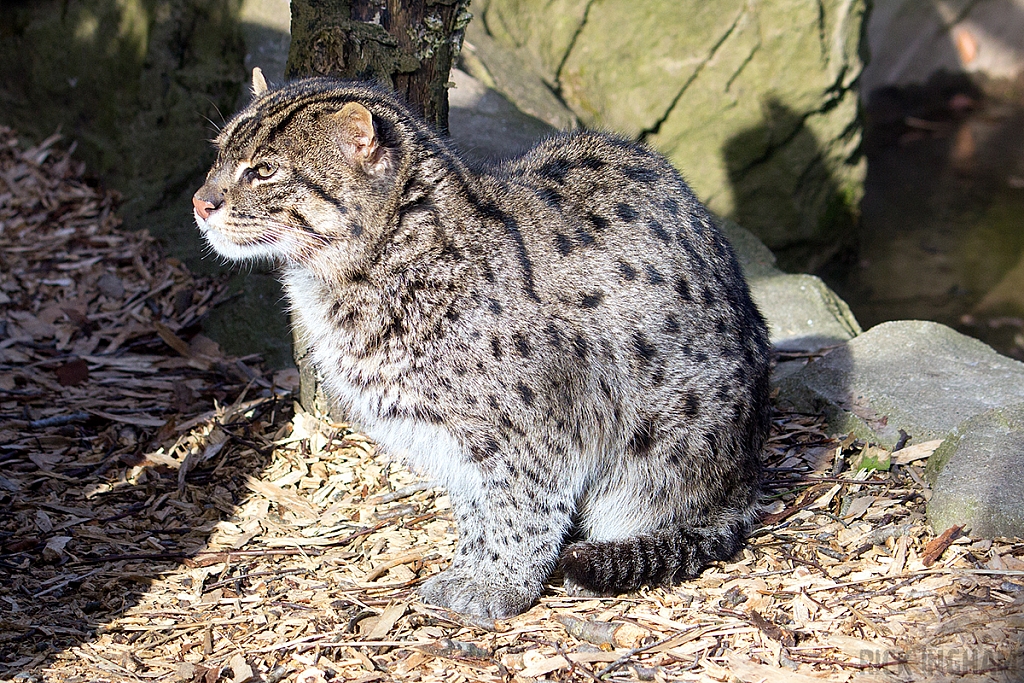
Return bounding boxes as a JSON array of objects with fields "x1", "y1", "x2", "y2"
[
  {"x1": 334, "y1": 102, "x2": 390, "y2": 176},
  {"x1": 251, "y1": 67, "x2": 269, "y2": 97}
]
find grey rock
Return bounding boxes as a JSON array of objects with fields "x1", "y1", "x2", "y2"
[
  {"x1": 718, "y1": 219, "x2": 861, "y2": 356},
  {"x1": 926, "y1": 403, "x2": 1024, "y2": 538},
  {"x1": 97, "y1": 272, "x2": 125, "y2": 299},
  {"x1": 779, "y1": 320, "x2": 1024, "y2": 448},
  {"x1": 717, "y1": 218, "x2": 779, "y2": 280},
  {"x1": 461, "y1": 17, "x2": 579, "y2": 132},
  {"x1": 448, "y1": 68, "x2": 556, "y2": 164},
  {"x1": 751, "y1": 274, "x2": 861, "y2": 356}
]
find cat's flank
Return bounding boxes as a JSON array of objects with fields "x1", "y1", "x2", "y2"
[{"x1": 193, "y1": 70, "x2": 772, "y2": 618}]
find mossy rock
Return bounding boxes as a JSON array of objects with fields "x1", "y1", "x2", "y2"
[
  {"x1": 476, "y1": 0, "x2": 868, "y2": 271},
  {"x1": 779, "y1": 321, "x2": 1024, "y2": 448},
  {"x1": 926, "y1": 403, "x2": 1024, "y2": 538}
]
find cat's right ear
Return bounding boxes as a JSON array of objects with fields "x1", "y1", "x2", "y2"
[
  {"x1": 333, "y1": 102, "x2": 390, "y2": 176},
  {"x1": 251, "y1": 67, "x2": 269, "y2": 97}
]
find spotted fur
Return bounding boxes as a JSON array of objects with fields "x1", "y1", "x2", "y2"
[{"x1": 194, "y1": 75, "x2": 772, "y2": 618}]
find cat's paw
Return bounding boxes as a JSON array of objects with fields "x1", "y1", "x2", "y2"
[{"x1": 419, "y1": 567, "x2": 538, "y2": 618}]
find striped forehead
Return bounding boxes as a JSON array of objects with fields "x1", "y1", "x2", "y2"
[
  {"x1": 214, "y1": 81, "x2": 419, "y2": 159},
  {"x1": 219, "y1": 111, "x2": 259, "y2": 147},
  {"x1": 219, "y1": 95, "x2": 325, "y2": 153}
]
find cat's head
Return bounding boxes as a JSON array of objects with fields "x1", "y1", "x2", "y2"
[{"x1": 193, "y1": 69, "x2": 410, "y2": 276}]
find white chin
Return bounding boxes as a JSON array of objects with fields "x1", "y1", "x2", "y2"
[{"x1": 195, "y1": 213, "x2": 280, "y2": 262}]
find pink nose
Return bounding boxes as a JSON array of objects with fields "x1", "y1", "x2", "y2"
[{"x1": 192, "y1": 195, "x2": 216, "y2": 220}]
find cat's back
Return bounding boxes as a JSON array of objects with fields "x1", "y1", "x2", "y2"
[{"x1": 472, "y1": 130, "x2": 760, "y2": 339}]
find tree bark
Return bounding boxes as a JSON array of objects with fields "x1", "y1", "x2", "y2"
[
  {"x1": 286, "y1": 0, "x2": 472, "y2": 134},
  {"x1": 286, "y1": 0, "x2": 471, "y2": 419}
]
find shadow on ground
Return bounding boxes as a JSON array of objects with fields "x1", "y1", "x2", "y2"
[{"x1": 0, "y1": 0, "x2": 294, "y2": 369}]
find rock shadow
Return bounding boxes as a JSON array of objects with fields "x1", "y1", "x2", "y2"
[{"x1": 721, "y1": 96, "x2": 858, "y2": 275}]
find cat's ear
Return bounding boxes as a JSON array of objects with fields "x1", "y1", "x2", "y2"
[
  {"x1": 334, "y1": 102, "x2": 389, "y2": 175},
  {"x1": 251, "y1": 67, "x2": 269, "y2": 97}
]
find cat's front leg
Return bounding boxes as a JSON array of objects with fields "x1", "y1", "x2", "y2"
[{"x1": 420, "y1": 458, "x2": 576, "y2": 618}]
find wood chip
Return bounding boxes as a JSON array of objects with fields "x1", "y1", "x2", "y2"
[
  {"x1": 554, "y1": 612, "x2": 649, "y2": 649},
  {"x1": 364, "y1": 602, "x2": 408, "y2": 641},
  {"x1": 891, "y1": 438, "x2": 943, "y2": 465},
  {"x1": 922, "y1": 524, "x2": 964, "y2": 566},
  {"x1": 746, "y1": 609, "x2": 796, "y2": 647}
]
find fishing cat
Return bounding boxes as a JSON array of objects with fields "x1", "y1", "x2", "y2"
[{"x1": 193, "y1": 69, "x2": 772, "y2": 618}]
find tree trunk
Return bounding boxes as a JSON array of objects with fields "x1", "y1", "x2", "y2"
[
  {"x1": 286, "y1": 0, "x2": 472, "y2": 133},
  {"x1": 286, "y1": 0, "x2": 471, "y2": 419}
]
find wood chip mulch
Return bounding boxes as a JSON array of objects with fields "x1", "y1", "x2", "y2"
[{"x1": 2, "y1": 127, "x2": 1024, "y2": 683}]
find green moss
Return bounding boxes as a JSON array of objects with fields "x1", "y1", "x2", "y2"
[{"x1": 925, "y1": 421, "x2": 970, "y2": 484}]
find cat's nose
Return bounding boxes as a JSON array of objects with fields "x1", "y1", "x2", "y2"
[{"x1": 192, "y1": 194, "x2": 220, "y2": 220}]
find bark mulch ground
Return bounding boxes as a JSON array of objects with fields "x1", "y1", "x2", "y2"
[{"x1": 2, "y1": 128, "x2": 1023, "y2": 683}]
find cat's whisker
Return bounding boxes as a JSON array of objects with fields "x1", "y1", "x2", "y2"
[
  {"x1": 204, "y1": 97, "x2": 227, "y2": 129},
  {"x1": 201, "y1": 116, "x2": 222, "y2": 136},
  {"x1": 248, "y1": 219, "x2": 336, "y2": 250}
]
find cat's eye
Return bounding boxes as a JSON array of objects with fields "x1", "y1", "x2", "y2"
[{"x1": 249, "y1": 161, "x2": 277, "y2": 181}]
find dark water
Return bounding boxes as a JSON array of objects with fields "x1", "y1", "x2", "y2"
[{"x1": 820, "y1": 76, "x2": 1024, "y2": 361}]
